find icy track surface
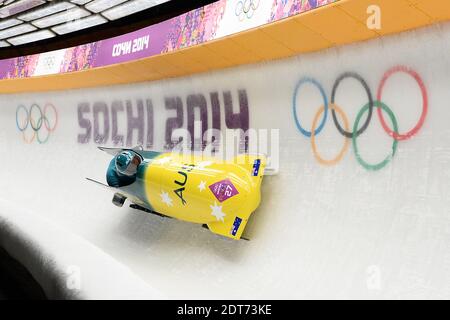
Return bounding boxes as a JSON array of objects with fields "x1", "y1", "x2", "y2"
[{"x1": 2, "y1": 22, "x2": 450, "y2": 299}]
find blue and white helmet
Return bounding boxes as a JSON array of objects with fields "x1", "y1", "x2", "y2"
[{"x1": 115, "y1": 151, "x2": 139, "y2": 176}]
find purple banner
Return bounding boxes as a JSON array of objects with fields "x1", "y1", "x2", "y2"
[
  {"x1": 0, "y1": 0, "x2": 337, "y2": 80},
  {"x1": 93, "y1": 20, "x2": 173, "y2": 68},
  {"x1": 0, "y1": 59, "x2": 12, "y2": 79}
]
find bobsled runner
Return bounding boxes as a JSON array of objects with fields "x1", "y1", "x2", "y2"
[{"x1": 87, "y1": 146, "x2": 267, "y2": 240}]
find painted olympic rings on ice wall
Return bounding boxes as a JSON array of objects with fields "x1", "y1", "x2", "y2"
[
  {"x1": 16, "y1": 103, "x2": 58, "y2": 144},
  {"x1": 235, "y1": 0, "x2": 260, "y2": 21},
  {"x1": 293, "y1": 65, "x2": 428, "y2": 171}
]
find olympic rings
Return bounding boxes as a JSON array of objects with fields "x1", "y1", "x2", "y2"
[
  {"x1": 16, "y1": 105, "x2": 29, "y2": 131},
  {"x1": 30, "y1": 103, "x2": 43, "y2": 131},
  {"x1": 377, "y1": 65, "x2": 428, "y2": 141},
  {"x1": 353, "y1": 101, "x2": 398, "y2": 171},
  {"x1": 235, "y1": 0, "x2": 260, "y2": 21},
  {"x1": 293, "y1": 77, "x2": 328, "y2": 137},
  {"x1": 292, "y1": 66, "x2": 428, "y2": 171},
  {"x1": 311, "y1": 104, "x2": 350, "y2": 166},
  {"x1": 15, "y1": 103, "x2": 58, "y2": 144},
  {"x1": 331, "y1": 72, "x2": 374, "y2": 138}
]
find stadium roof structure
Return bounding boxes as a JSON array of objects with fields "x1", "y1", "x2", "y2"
[{"x1": 0, "y1": 0, "x2": 177, "y2": 48}]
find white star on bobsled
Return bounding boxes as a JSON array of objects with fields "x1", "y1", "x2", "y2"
[
  {"x1": 160, "y1": 191, "x2": 173, "y2": 207},
  {"x1": 197, "y1": 161, "x2": 213, "y2": 169},
  {"x1": 210, "y1": 202, "x2": 226, "y2": 222},
  {"x1": 198, "y1": 181, "x2": 207, "y2": 192}
]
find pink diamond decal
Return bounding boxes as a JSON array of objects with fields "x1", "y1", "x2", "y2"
[{"x1": 209, "y1": 179, "x2": 239, "y2": 203}]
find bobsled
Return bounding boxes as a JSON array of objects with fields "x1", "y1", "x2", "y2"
[{"x1": 87, "y1": 147, "x2": 267, "y2": 240}]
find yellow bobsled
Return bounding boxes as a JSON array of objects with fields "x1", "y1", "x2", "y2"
[{"x1": 88, "y1": 147, "x2": 266, "y2": 240}]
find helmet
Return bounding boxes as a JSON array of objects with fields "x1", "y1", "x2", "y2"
[{"x1": 115, "y1": 151, "x2": 139, "y2": 176}]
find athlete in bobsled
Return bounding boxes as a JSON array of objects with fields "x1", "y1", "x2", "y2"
[
  {"x1": 88, "y1": 147, "x2": 267, "y2": 240},
  {"x1": 106, "y1": 150, "x2": 142, "y2": 188}
]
